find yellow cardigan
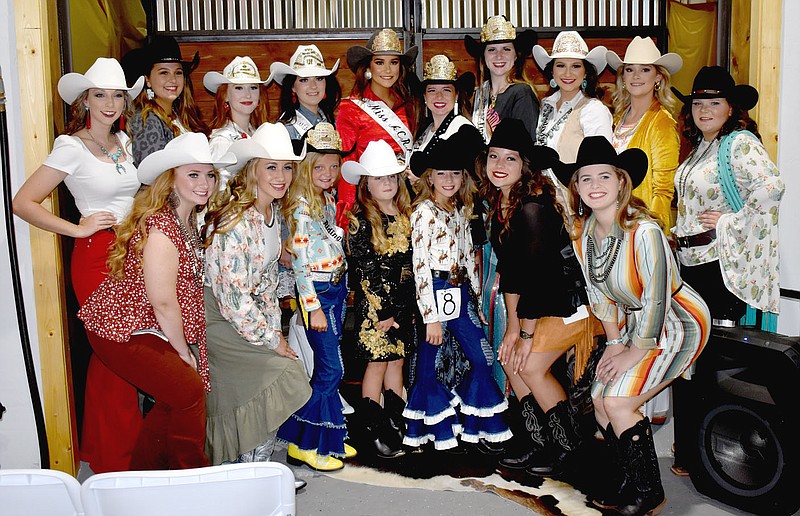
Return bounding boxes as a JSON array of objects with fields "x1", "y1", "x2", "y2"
[{"x1": 616, "y1": 102, "x2": 680, "y2": 234}]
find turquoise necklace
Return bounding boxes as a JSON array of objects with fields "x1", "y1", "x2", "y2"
[{"x1": 87, "y1": 131, "x2": 126, "y2": 174}]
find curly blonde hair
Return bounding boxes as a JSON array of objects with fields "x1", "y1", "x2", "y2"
[
  {"x1": 610, "y1": 64, "x2": 678, "y2": 120},
  {"x1": 347, "y1": 174, "x2": 412, "y2": 251},
  {"x1": 412, "y1": 168, "x2": 475, "y2": 220},
  {"x1": 203, "y1": 158, "x2": 265, "y2": 244},
  {"x1": 282, "y1": 152, "x2": 338, "y2": 251}
]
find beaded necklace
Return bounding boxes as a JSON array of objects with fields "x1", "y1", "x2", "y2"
[
  {"x1": 536, "y1": 102, "x2": 573, "y2": 146},
  {"x1": 586, "y1": 233, "x2": 622, "y2": 283},
  {"x1": 87, "y1": 131, "x2": 126, "y2": 174},
  {"x1": 677, "y1": 138, "x2": 717, "y2": 199},
  {"x1": 171, "y1": 208, "x2": 205, "y2": 289}
]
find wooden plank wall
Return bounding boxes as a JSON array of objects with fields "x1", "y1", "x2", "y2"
[{"x1": 179, "y1": 36, "x2": 634, "y2": 125}]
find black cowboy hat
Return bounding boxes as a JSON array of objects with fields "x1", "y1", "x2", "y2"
[
  {"x1": 290, "y1": 122, "x2": 355, "y2": 157},
  {"x1": 554, "y1": 136, "x2": 648, "y2": 188},
  {"x1": 346, "y1": 29, "x2": 419, "y2": 71},
  {"x1": 672, "y1": 65, "x2": 758, "y2": 110},
  {"x1": 486, "y1": 119, "x2": 560, "y2": 170},
  {"x1": 464, "y1": 15, "x2": 537, "y2": 59},
  {"x1": 409, "y1": 126, "x2": 486, "y2": 177},
  {"x1": 420, "y1": 54, "x2": 476, "y2": 94},
  {"x1": 121, "y1": 35, "x2": 200, "y2": 86}
]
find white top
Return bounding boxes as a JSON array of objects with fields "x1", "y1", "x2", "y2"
[
  {"x1": 210, "y1": 120, "x2": 254, "y2": 189},
  {"x1": 535, "y1": 91, "x2": 613, "y2": 149},
  {"x1": 44, "y1": 132, "x2": 140, "y2": 223}
]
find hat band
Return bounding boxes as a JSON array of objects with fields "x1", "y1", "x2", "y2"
[{"x1": 693, "y1": 89, "x2": 722, "y2": 95}]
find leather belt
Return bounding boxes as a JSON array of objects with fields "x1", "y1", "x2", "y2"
[
  {"x1": 309, "y1": 266, "x2": 346, "y2": 285},
  {"x1": 677, "y1": 229, "x2": 716, "y2": 249},
  {"x1": 430, "y1": 268, "x2": 466, "y2": 286}
]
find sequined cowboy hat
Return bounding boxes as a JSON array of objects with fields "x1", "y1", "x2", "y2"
[
  {"x1": 606, "y1": 36, "x2": 682, "y2": 75},
  {"x1": 291, "y1": 122, "x2": 354, "y2": 157},
  {"x1": 486, "y1": 118, "x2": 560, "y2": 170},
  {"x1": 137, "y1": 132, "x2": 235, "y2": 186},
  {"x1": 672, "y1": 65, "x2": 758, "y2": 110},
  {"x1": 409, "y1": 128, "x2": 488, "y2": 177},
  {"x1": 121, "y1": 35, "x2": 200, "y2": 86},
  {"x1": 227, "y1": 122, "x2": 307, "y2": 174},
  {"x1": 341, "y1": 140, "x2": 407, "y2": 185},
  {"x1": 421, "y1": 54, "x2": 476, "y2": 92},
  {"x1": 203, "y1": 56, "x2": 270, "y2": 93},
  {"x1": 533, "y1": 31, "x2": 607, "y2": 74},
  {"x1": 554, "y1": 135, "x2": 648, "y2": 189},
  {"x1": 58, "y1": 57, "x2": 145, "y2": 104},
  {"x1": 346, "y1": 29, "x2": 419, "y2": 70},
  {"x1": 464, "y1": 15, "x2": 538, "y2": 59},
  {"x1": 268, "y1": 45, "x2": 340, "y2": 86}
]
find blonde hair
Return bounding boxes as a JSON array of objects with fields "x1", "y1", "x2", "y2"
[
  {"x1": 611, "y1": 64, "x2": 678, "y2": 121},
  {"x1": 348, "y1": 174, "x2": 412, "y2": 252},
  {"x1": 567, "y1": 165, "x2": 662, "y2": 239},
  {"x1": 412, "y1": 168, "x2": 475, "y2": 220},
  {"x1": 203, "y1": 158, "x2": 264, "y2": 244},
  {"x1": 282, "y1": 152, "x2": 338, "y2": 251}
]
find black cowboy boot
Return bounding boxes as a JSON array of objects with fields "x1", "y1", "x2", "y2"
[
  {"x1": 382, "y1": 389, "x2": 407, "y2": 443},
  {"x1": 615, "y1": 418, "x2": 666, "y2": 516},
  {"x1": 591, "y1": 423, "x2": 627, "y2": 509},
  {"x1": 526, "y1": 400, "x2": 582, "y2": 477},
  {"x1": 498, "y1": 394, "x2": 548, "y2": 469},
  {"x1": 360, "y1": 398, "x2": 405, "y2": 459}
]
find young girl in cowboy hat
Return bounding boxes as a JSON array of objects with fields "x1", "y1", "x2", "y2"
[
  {"x1": 465, "y1": 15, "x2": 539, "y2": 142},
  {"x1": 202, "y1": 123, "x2": 311, "y2": 466},
  {"x1": 278, "y1": 123, "x2": 356, "y2": 471},
  {"x1": 14, "y1": 57, "x2": 145, "y2": 474},
  {"x1": 336, "y1": 28, "x2": 421, "y2": 226},
  {"x1": 123, "y1": 35, "x2": 208, "y2": 164},
  {"x1": 344, "y1": 140, "x2": 415, "y2": 459},
  {"x1": 271, "y1": 44, "x2": 342, "y2": 140},
  {"x1": 78, "y1": 133, "x2": 235, "y2": 470},
  {"x1": 557, "y1": 135, "x2": 710, "y2": 515},
  {"x1": 403, "y1": 131, "x2": 511, "y2": 453},
  {"x1": 203, "y1": 56, "x2": 271, "y2": 188}
]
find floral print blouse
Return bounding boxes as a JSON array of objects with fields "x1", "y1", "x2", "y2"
[
  {"x1": 411, "y1": 199, "x2": 479, "y2": 324},
  {"x1": 673, "y1": 131, "x2": 783, "y2": 312},
  {"x1": 205, "y1": 205, "x2": 282, "y2": 349}
]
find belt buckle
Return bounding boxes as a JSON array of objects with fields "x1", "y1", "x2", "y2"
[
  {"x1": 447, "y1": 265, "x2": 464, "y2": 287},
  {"x1": 331, "y1": 266, "x2": 345, "y2": 285}
]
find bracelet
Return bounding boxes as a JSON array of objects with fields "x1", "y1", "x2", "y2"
[
  {"x1": 606, "y1": 337, "x2": 626, "y2": 346},
  {"x1": 519, "y1": 329, "x2": 534, "y2": 340}
]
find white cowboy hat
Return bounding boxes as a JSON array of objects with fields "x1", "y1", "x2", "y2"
[
  {"x1": 341, "y1": 140, "x2": 406, "y2": 185},
  {"x1": 268, "y1": 45, "x2": 340, "y2": 86},
  {"x1": 58, "y1": 57, "x2": 145, "y2": 104},
  {"x1": 203, "y1": 56, "x2": 270, "y2": 93},
  {"x1": 137, "y1": 132, "x2": 235, "y2": 185},
  {"x1": 227, "y1": 122, "x2": 307, "y2": 174},
  {"x1": 533, "y1": 31, "x2": 607, "y2": 74},
  {"x1": 606, "y1": 36, "x2": 683, "y2": 75}
]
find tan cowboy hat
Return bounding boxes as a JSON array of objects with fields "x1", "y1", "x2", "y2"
[
  {"x1": 203, "y1": 56, "x2": 270, "y2": 93},
  {"x1": 533, "y1": 31, "x2": 607, "y2": 74},
  {"x1": 341, "y1": 140, "x2": 406, "y2": 185},
  {"x1": 268, "y1": 45, "x2": 340, "y2": 86},
  {"x1": 346, "y1": 29, "x2": 419, "y2": 70},
  {"x1": 137, "y1": 133, "x2": 235, "y2": 186},
  {"x1": 606, "y1": 36, "x2": 682, "y2": 75},
  {"x1": 58, "y1": 57, "x2": 145, "y2": 104},
  {"x1": 227, "y1": 123, "x2": 307, "y2": 174}
]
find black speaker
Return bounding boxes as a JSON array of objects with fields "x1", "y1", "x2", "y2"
[{"x1": 673, "y1": 326, "x2": 800, "y2": 515}]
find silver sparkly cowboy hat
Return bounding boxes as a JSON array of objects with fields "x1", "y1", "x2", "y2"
[
  {"x1": 606, "y1": 36, "x2": 682, "y2": 75},
  {"x1": 203, "y1": 56, "x2": 270, "y2": 93},
  {"x1": 137, "y1": 132, "x2": 235, "y2": 186},
  {"x1": 58, "y1": 57, "x2": 145, "y2": 104},
  {"x1": 533, "y1": 31, "x2": 607, "y2": 74}
]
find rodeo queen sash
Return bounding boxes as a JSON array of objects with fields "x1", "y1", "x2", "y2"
[{"x1": 350, "y1": 98, "x2": 413, "y2": 161}]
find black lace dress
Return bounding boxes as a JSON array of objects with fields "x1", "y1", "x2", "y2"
[{"x1": 348, "y1": 213, "x2": 416, "y2": 362}]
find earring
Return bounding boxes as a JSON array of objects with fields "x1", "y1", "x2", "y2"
[
  {"x1": 118, "y1": 115, "x2": 126, "y2": 131},
  {"x1": 616, "y1": 198, "x2": 620, "y2": 210},
  {"x1": 654, "y1": 81, "x2": 661, "y2": 91},
  {"x1": 168, "y1": 190, "x2": 180, "y2": 210},
  {"x1": 146, "y1": 87, "x2": 154, "y2": 100},
  {"x1": 621, "y1": 82, "x2": 626, "y2": 91},
  {"x1": 364, "y1": 70, "x2": 373, "y2": 81},
  {"x1": 224, "y1": 101, "x2": 230, "y2": 111},
  {"x1": 577, "y1": 201, "x2": 584, "y2": 216},
  {"x1": 85, "y1": 106, "x2": 91, "y2": 129},
  {"x1": 291, "y1": 92, "x2": 297, "y2": 104},
  {"x1": 453, "y1": 99, "x2": 458, "y2": 115},
  {"x1": 581, "y1": 79, "x2": 588, "y2": 90},
  {"x1": 549, "y1": 78, "x2": 557, "y2": 89}
]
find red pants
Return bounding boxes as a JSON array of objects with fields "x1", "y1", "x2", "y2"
[
  {"x1": 86, "y1": 331, "x2": 209, "y2": 470},
  {"x1": 72, "y1": 231, "x2": 143, "y2": 473}
]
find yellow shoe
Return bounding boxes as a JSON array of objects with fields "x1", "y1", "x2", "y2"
[
  {"x1": 286, "y1": 444, "x2": 344, "y2": 471},
  {"x1": 344, "y1": 443, "x2": 358, "y2": 459}
]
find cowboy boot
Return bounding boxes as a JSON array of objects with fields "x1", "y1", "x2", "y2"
[
  {"x1": 360, "y1": 398, "x2": 404, "y2": 459},
  {"x1": 382, "y1": 389, "x2": 407, "y2": 442},
  {"x1": 526, "y1": 400, "x2": 582, "y2": 477},
  {"x1": 498, "y1": 394, "x2": 548, "y2": 469},
  {"x1": 615, "y1": 418, "x2": 666, "y2": 516},
  {"x1": 591, "y1": 423, "x2": 627, "y2": 509}
]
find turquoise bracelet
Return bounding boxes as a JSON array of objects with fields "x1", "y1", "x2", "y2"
[{"x1": 606, "y1": 337, "x2": 626, "y2": 346}]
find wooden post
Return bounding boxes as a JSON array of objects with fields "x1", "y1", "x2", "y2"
[{"x1": 15, "y1": 0, "x2": 77, "y2": 473}]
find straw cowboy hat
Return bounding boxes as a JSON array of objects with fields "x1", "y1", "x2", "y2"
[
  {"x1": 672, "y1": 65, "x2": 759, "y2": 110},
  {"x1": 203, "y1": 56, "x2": 270, "y2": 93},
  {"x1": 227, "y1": 122, "x2": 307, "y2": 175},
  {"x1": 346, "y1": 29, "x2": 419, "y2": 70},
  {"x1": 464, "y1": 15, "x2": 537, "y2": 59},
  {"x1": 606, "y1": 36, "x2": 682, "y2": 75},
  {"x1": 137, "y1": 132, "x2": 235, "y2": 185},
  {"x1": 533, "y1": 31, "x2": 607, "y2": 74},
  {"x1": 58, "y1": 57, "x2": 145, "y2": 104},
  {"x1": 341, "y1": 140, "x2": 407, "y2": 185},
  {"x1": 486, "y1": 118, "x2": 560, "y2": 170},
  {"x1": 268, "y1": 44, "x2": 340, "y2": 86},
  {"x1": 554, "y1": 135, "x2": 648, "y2": 188},
  {"x1": 122, "y1": 35, "x2": 200, "y2": 86}
]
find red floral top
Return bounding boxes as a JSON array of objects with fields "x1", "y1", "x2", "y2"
[{"x1": 78, "y1": 207, "x2": 210, "y2": 391}]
